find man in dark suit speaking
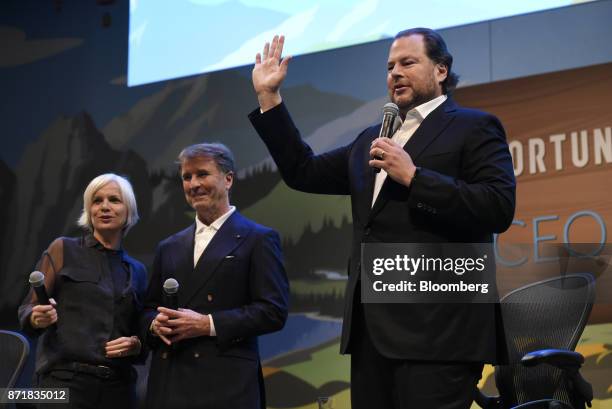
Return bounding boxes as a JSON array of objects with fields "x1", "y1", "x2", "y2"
[
  {"x1": 142, "y1": 143, "x2": 289, "y2": 409},
  {"x1": 249, "y1": 28, "x2": 516, "y2": 408}
]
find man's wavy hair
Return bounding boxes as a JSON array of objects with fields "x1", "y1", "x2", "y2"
[
  {"x1": 395, "y1": 27, "x2": 459, "y2": 94},
  {"x1": 177, "y1": 142, "x2": 235, "y2": 175}
]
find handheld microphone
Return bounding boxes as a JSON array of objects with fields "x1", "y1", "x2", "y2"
[
  {"x1": 379, "y1": 102, "x2": 400, "y2": 139},
  {"x1": 29, "y1": 271, "x2": 50, "y2": 305},
  {"x1": 163, "y1": 278, "x2": 179, "y2": 310},
  {"x1": 374, "y1": 102, "x2": 400, "y2": 173}
]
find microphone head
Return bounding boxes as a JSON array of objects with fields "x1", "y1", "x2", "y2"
[
  {"x1": 382, "y1": 102, "x2": 399, "y2": 117},
  {"x1": 29, "y1": 271, "x2": 45, "y2": 288},
  {"x1": 163, "y1": 278, "x2": 179, "y2": 295}
]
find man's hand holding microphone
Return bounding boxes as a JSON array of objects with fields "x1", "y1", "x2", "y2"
[{"x1": 150, "y1": 278, "x2": 212, "y2": 346}]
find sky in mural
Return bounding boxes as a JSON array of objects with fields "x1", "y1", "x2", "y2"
[{"x1": 127, "y1": 0, "x2": 593, "y2": 85}]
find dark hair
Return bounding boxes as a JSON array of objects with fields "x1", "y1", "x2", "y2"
[
  {"x1": 394, "y1": 27, "x2": 459, "y2": 94},
  {"x1": 177, "y1": 142, "x2": 235, "y2": 174}
]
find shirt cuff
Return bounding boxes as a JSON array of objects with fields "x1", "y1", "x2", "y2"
[{"x1": 208, "y1": 314, "x2": 216, "y2": 336}]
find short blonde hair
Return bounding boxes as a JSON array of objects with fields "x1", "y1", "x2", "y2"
[{"x1": 77, "y1": 173, "x2": 139, "y2": 236}]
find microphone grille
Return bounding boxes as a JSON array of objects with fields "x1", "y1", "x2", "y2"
[
  {"x1": 163, "y1": 278, "x2": 179, "y2": 295},
  {"x1": 29, "y1": 271, "x2": 45, "y2": 287},
  {"x1": 383, "y1": 102, "x2": 399, "y2": 117}
]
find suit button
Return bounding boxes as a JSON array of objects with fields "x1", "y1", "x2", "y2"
[
  {"x1": 161, "y1": 352, "x2": 168, "y2": 359},
  {"x1": 417, "y1": 202, "x2": 423, "y2": 208},
  {"x1": 207, "y1": 294, "x2": 213, "y2": 302},
  {"x1": 194, "y1": 352, "x2": 200, "y2": 358}
]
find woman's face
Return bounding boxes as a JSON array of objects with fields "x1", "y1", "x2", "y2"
[{"x1": 90, "y1": 181, "x2": 128, "y2": 235}]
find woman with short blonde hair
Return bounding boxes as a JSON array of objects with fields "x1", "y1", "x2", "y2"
[{"x1": 19, "y1": 173, "x2": 147, "y2": 409}]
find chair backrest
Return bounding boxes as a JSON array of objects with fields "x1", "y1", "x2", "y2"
[
  {"x1": 495, "y1": 273, "x2": 595, "y2": 408},
  {"x1": 0, "y1": 330, "x2": 30, "y2": 389}
]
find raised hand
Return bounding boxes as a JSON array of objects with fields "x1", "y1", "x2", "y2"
[{"x1": 252, "y1": 35, "x2": 291, "y2": 112}]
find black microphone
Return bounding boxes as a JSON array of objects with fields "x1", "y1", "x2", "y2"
[
  {"x1": 29, "y1": 271, "x2": 50, "y2": 305},
  {"x1": 374, "y1": 102, "x2": 400, "y2": 173},
  {"x1": 163, "y1": 278, "x2": 179, "y2": 310},
  {"x1": 379, "y1": 102, "x2": 400, "y2": 139}
]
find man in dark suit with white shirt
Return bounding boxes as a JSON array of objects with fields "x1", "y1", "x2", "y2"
[
  {"x1": 142, "y1": 143, "x2": 289, "y2": 409},
  {"x1": 249, "y1": 28, "x2": 516, "y2": 409}
]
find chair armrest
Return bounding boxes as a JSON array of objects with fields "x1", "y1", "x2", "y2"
[
  {"x1": 521, "y1": 349, "x2": 583, "y2": 370},
  {"x1": 473, "y1": 386, "x2": 502, "y2": 409},
  {"x1": 511, "y1": 398, "x2": 574, "y2": 409},
  {"x1": 521, "y1": 349, "x2": 593, "y2": 408}
]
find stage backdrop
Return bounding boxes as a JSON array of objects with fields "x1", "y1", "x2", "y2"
[
  {"x1": 454, "y1": 64, "x2": 612, "y2": 409},
  {"x1": 0, "y1": 2, "x2": 610, "y2": 408}
]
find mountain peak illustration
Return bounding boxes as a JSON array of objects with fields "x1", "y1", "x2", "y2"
[{"x1": 102, "y1": 70, "x2": 365, "y2": 172}]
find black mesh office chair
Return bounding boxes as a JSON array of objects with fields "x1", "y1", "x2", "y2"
[
  {"x1": 475, "y1": 273, "x2": 595, "y2": 409},
  {"x1": 0, "y1": 330, "x2": 30, "y2": 389}
]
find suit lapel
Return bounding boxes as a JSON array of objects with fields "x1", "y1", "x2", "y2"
[
  {"x1": 181, "y1": 212, "x2": 250, "y2": 307},
  {"x1": 368, "y1": 99, "x2": 457, "y2": 220},
  {"x1": 169, "y1": 225, "x2": 196, "y2": 307},
  {"x1": 403, "y1": 98, "x2": 457, "y2": 161}
]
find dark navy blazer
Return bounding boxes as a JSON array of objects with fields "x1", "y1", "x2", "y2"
[
  {"x1": 142, "y1": 212, "x2": 289, "y2": 409},
  {"x1": 250, "y1": 98, "x2": 516, "y2": 364}
]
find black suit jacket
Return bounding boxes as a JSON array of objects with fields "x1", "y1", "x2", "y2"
[
  {"x1": 249, "y1": 98, "x2": 515, "y2": 363},
  {"x1": 142, "y1": 212, "x2": 289, "y2": 409}
]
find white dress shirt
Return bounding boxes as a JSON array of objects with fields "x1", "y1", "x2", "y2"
[
  {"x1": 194, "y1": 206, "x2": 236, "y2": 266},
  {"x1": 372, "y1": 94, "x2": 447, "y2": 206},
  {"x1": 193, "y1": 205, "x2": 236, "y2": 336}
]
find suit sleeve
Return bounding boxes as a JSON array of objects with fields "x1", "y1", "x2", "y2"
[
  {"x1": 125, "y1": 260, "x2": 150, "y2": 363},
  {"x1": 18, "y1": 238, "x2": 63, "y2": 337},
  {"x1": 408, "y1": 114, "x2": 516, "y2": 234},
  {"x1": 249, "y1": 102, "x2": 352, "y2": 195},
  {"x1": 211, "y1": 230, "x2": 289, "y2": 345},
  {"x1": 139, "y1": 243, "x2": 164, "y2": 348}
]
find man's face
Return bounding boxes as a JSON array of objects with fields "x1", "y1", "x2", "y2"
[
  {"x1": 181, "y1": 156, "x2": 233, "y2": 217},
  {"x1": 386, "y1": 34, "x2": 447, "y2": 115}
]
